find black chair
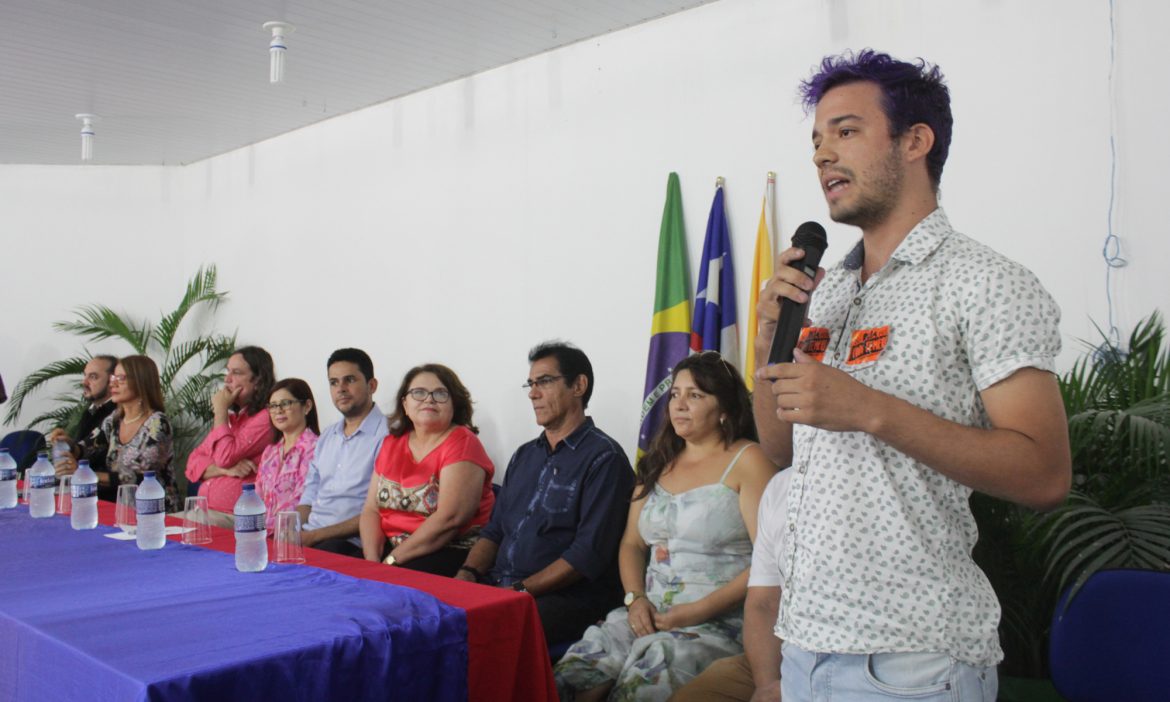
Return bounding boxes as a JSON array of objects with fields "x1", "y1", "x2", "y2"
[{"x1": 1, "y1": 429, "x2": 46, "y2": 470}]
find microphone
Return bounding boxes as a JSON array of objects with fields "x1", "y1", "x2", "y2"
[{"x1": 766, "y1": 221, "x2": 828, "y2": 365}]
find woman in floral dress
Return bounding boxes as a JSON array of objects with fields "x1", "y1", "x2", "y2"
[
  {"x1": 101, "y1": 355, "x2": 179, "y2": 512},
  {"x1": 555, "y1": 353, "x2": 776, "y2": 701}
]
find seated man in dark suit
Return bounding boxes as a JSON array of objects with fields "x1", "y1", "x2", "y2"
[{"x1": 47, "y1": 355, "x2": 118, "y2": 492}]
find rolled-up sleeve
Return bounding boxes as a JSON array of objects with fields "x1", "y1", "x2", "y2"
[
  {"x1": 966, "y1": 259, "x2": 1061, "y2": 391},
  {"x1": 298, "y1": 451, "x2": 321, "y2": 507},
  {"x1": 559, "y1": 449, "x2": 634, "y2": 581}
]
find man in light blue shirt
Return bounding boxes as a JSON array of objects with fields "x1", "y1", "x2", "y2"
[{"x1": 297, "y1": 348, "x2": 389, "y2": 557}]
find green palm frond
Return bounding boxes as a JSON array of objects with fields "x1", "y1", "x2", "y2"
[
  {"x1": 1123, "y1": 394, "x2": 1170, "y2": 467},
  {"x1": 167, "y1": 373, "x2": 219, "y2": 423},
  {"x1": 54, "y1": 305, "x2": 150, "y2": 354},
  {"x1": 24, "y1": 395, "x2": 88, "y2": 434},
  {"x1": 6, "y1": 267, "x2": 231, "y2": 472},
  {"x1": 1034, "y1": 494, "x2": 1170, "y2": 612},
  {"x1": 199, "y1": 335, "x2": 237, "y2": 371},
  {"x1": 160, "y1": 338, "x2": 215, "y2": 388},
  {"x1": 2, "y1": 356, "x2": 89, "y2": 426},
  {"x1": 1063, "y1": 313, "x2": 1170, "y2": 410},
  {"x1": 153, "y1": 265, "x2": 226, "y2": 352}
]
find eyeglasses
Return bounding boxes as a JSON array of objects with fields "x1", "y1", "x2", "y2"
[
  {"x1": 406, "y1": 388, "x2": 450, "y2": 404},
  {"x1": 267, "y1": 399, "x2": 303, "y2": 412},
  {"x1": 521, "y1": 375, "x2": 566, "y2": 391},
  {"x1": 696, "y1": 351, "x2": 737, "y2": 381},
  {"x1": 110, "y1": 374, "x2": 128, "y2": 384}
]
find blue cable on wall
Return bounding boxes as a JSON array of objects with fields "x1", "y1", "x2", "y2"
[{"x1": 1101, "y1": 0, "x2": 1127, "y2": 353}]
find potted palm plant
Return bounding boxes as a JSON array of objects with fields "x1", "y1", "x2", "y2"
[
  {"x1": 974, "y1": 312, "x2": 1170, "y2": 699},
  {"x1": 3, "y1": 265, "x2": 236, "y2": 488}
]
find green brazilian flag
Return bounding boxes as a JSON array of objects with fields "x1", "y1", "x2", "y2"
[{"x1": 638, "y1": 172, "x2": 691, "y2": 457}]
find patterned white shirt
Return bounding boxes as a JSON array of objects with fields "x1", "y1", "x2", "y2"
[{"x1": 776, "y1": 208, "x2": 1061, "y2": 667}]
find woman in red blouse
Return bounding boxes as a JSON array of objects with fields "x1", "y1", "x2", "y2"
[{"x1": 359, "y1": 363, "x2": 495, "y2": 576}]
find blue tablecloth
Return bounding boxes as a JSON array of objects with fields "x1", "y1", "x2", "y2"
[{"x1": 0, "y1": 507, "x2": 468, "y2": 701}]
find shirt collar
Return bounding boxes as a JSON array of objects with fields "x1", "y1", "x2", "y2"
[
  {"x1": 292, "y1": 427, "x2": 318, "y2": 450},
  {"x1": 331, "y1": 403, "x2": 384, "y2": 437},
  {"x1": 88, "y1": 397, "x2": 114, "y2": 414},
  {"x1": 537, "y1": 416, "x2": 595, "y2": 453},
  {"x1": 840, "y1": 207, "x2": 952, "y2": 271}
]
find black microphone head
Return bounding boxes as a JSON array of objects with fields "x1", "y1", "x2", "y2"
[{"x1": 792, "y1": 221, "x2": 828, "y2": 270}]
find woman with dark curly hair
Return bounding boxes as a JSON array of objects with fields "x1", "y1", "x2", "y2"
[
  {"x1": 555, "y1": 352, "x2": 776, "y2": 701},
  {"x1": 185, "y1": 345, "x2": 275, "y2": 526},
  {"x1": 359, "y1": 363, "x2": 495, "y2": 576}
]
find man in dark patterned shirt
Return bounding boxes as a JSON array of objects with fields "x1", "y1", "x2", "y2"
[
  {"x1": 456, "y1": 341, "x2": 633, "y2": 645},
  {"x1": 48, "y1": 354, "x2": 117, "y2": 477}
]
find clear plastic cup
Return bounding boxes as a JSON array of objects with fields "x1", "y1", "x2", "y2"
[
  {"x1": 274, "y1": 511, "x2": 305, "y2": 564},
  {"x1": 181, "y1": 495, "x2": 213, "y2": 545},
  {"x1": 56, "y1": 474, "x2": 72, "y2": 515},
  {"x1": 115, "y1": 484, "x2": 137, "y2": 534}
]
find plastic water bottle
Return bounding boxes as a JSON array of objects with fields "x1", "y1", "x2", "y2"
[
  {"x1": 0, "y1": 449, "x2": 17, "y2": 509},
  {"x1": 71, "y1": 459, "x2": 99, "y2": 529},
  {"x1": 135, "y1": 471, "x2": 167, "y2": 550},
  {"x1": 51, "y1": 438, "x2": 71, "y2": 466},
  {"x1": 28, "y1": 452, "x2": 56, "y2": 518},
  {"x1": 234, "y1": 484, "x2": 268, "y2": 572}
]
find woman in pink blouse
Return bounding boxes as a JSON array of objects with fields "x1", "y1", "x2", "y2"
[
  {"x1": 185, "y1": 346, "x2": 275, "y2": 526},
  {"x1": 256, "y1": 378, "x2": 319, "y2": 532}
]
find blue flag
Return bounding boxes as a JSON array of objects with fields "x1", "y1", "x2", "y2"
[{"x1": 690, "y1": 184, "x2": 739, "y2": 366}]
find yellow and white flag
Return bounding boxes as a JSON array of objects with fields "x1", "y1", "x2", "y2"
[{"x1": 744, "y1": 172, "x2": 776, "y2": 390}]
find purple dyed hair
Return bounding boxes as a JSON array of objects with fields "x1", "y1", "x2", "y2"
[{"x1": 799, "y1": 49, "x2": 953, "y2": 190}]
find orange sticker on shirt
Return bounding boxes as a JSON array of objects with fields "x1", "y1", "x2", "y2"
[
  {"x1": 797, "y1": 327, "x2": 831, "y2": 362},
  {"x1": 846, "y1": 326, "x2": 890, "y2": 366}
]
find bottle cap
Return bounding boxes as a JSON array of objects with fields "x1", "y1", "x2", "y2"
[
  {"x1": 79, "y1": 460, "x2": 89, "y2": 468},
  {"x1": 144, "y1": 471, "x2": 156, "y2": 478},
  {"x1": 243, "y1": 484, "x2": 256, "y2": 492}
]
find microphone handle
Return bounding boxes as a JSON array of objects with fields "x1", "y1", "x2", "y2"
[{"x1": 767, "y1": 296, "x2": 810, "y2": 365}]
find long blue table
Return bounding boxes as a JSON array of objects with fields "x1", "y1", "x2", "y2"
[{"x1": 0, "y1": 506, "x2": 468, "y2": 701}]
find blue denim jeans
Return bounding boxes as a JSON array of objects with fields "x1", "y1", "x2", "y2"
[{"x1": 780, "y1": 643, "x2": 997, "y2": 701}]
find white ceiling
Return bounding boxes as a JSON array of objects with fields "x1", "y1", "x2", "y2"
[{"x1": 0, "y1": 0, "x2": 715, "y2": 166}]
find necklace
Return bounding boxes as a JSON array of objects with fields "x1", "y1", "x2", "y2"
[{"x1": 123, "y1": 409, "x2": 146, "y2": 424}]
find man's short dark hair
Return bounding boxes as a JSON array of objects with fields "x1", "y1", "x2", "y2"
[
  {"x1": 327, "y1": 348, "x2": 375, "y2": 382},
  {"x1": 93, "y1": 355, "x2": 118, "y2": 375},
  {"x1": 799, "y1": 48, "x2": 953, "y2": 191},
  {"x1": 528, "y1": 340, "x2": 594, "y2": 409}
]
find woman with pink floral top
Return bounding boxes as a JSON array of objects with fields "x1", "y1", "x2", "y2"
[{"x1": 255, "y1": 378, "x2": 319, "y2": 532}]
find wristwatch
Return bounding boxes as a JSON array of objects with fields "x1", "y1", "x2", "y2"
[
  {"x1": 512, "y1": 580, "x2": 529, "y2": 593},
  {"x1": 624, "y1": 591, "x2": 646, "y2": 607},
  {"x1": 383, "y1": 554, "x2": 398, "y2": 566}
]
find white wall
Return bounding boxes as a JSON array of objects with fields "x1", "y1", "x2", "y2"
[{"x1": 3, "y1": 0, "x2": 1167, "y2": 471}]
